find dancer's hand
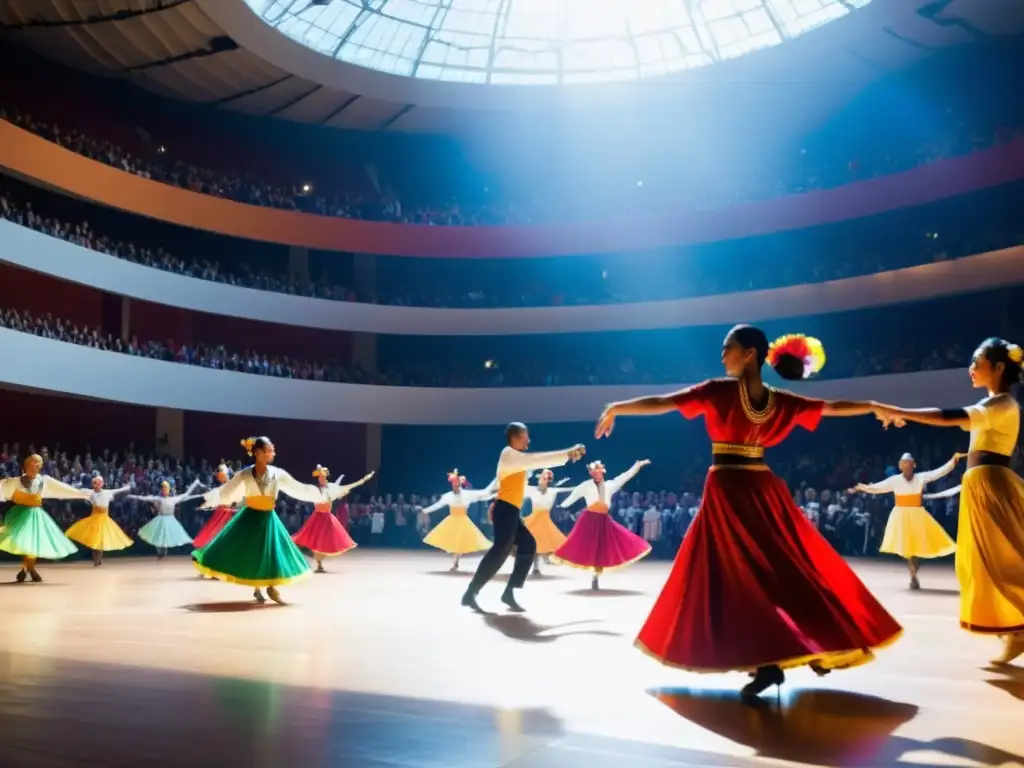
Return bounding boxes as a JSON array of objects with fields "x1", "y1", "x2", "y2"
[
  {"x1": 636, "y1": 459, "x2": 651, "y2": 468},
  {"x1": 952, "y1": 452, "x2": 967, "y2": 463},
  {"x1": 568, "y1": 444, "x2": 586, "y2": 462},
  {"x1": 873, "y1": 405, "x2": 905, "y2": 429},
  {"x1": 596, "y1": 404, "x2": 618, "y2": 438},
  {"x1": 487, "y1": 502, "x2": 494, "y2": 523}
]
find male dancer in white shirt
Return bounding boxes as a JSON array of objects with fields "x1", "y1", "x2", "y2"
[{"x1": 461, "y1": 422, "x2": 584, "y2": 613}]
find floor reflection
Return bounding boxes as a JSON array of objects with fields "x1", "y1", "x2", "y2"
[{"x1": 650, "y1": 687, "x2": 1023, "y2": 767}]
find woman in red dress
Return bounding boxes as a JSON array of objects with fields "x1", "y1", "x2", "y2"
[
  {"x1": 292, "y1": 465, "x2": 374, "y2": 573},
  {"x1": 595, "y1": 325, "x2": 903, "y2": 697},
  {"x1": 193, "y1": 464, "x2": 236, "y2": 550}
]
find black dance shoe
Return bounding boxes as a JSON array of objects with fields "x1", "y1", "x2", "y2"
[
  {"x1": 500, "y1": 588, "x2": 526, "y2": 613},
  {"x1": 741, "y1": 665, "x2": 784, "y2": 699}
]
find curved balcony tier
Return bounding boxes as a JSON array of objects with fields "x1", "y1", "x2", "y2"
[
  {"x1": 2, "y1": 119, "x2": 1021, "y2": 258},
  {"x1": 3, "y1": 220, "x2": 1022, "y2": 336},
  {"x1": 0, "y1": 327, "x2": 975, "y2": 425}
]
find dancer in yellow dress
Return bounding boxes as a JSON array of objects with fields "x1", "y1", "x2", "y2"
[
  {"x1": 523, "y1": 469, "x2": 573, "y2": 577},
  {"x1": 65, "y1": 475, "x2": 134, "y2": 566},
  {"x1": 421, "y1": 470, "x2": 496, "y2": 571},
  {"x1": 849, "y1": 452, "x2": 963, "y2": 589},
  {"x1": 876, "y1": 337, "x2": 1024, "y2": 664}
]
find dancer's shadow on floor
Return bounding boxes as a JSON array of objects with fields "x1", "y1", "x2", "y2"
[
  {"x1": 913, "y1": 587, "x2": 960, "y2": 596},
  {"x1": 564, "y1": 588, "x2": 645, "y2": 597},
  {"x1": 181, "y1": 601, "x2": 280, "y2": 613},
  {"x1": 423, "y1": 570, "x2": 570, "y2": 581},
  {"x1": 984, "y1": 664, "x2": 1024, "y2": 701},
  {"x1": 649, "y1": 687, "x2": 1023, "y2": 766},
  {"x1": 483, "y1": 615, "x2": 620, "y2": 643}
]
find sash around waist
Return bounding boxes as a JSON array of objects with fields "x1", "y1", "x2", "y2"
[
  {"x1": 967, "y1": 451, "x2": 1012, "y2": 469},
  {"x1": 91, "y1": 507, "x2": 109, "y2": 515},
  {"x1": 243, "y1": 496, "x2": 276, "y2": 511},
  {"x1": 894, "y1": 494, "x2": 923, "y2": 508},
  {"x1": 10, "y1": 491, "x2": 42, "y2": 507},
  {"x1": 585, "y1": 503, "x2": 610, "y2": 515},
  {"x1": 449, "y1": 507, "x2": 468, "y2": 516}
]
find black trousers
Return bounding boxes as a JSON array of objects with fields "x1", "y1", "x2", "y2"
[{"x1": 466, "y1": 499, "x2": 536, "y2": 594}]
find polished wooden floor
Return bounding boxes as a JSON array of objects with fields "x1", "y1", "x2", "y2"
[{"x1": 1, "y1": 551, "x2": 1022, "y2": 768}]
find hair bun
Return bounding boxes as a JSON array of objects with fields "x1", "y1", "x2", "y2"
[{"x1": 767, "y1": 334, "x2": 827, "y2": 381}]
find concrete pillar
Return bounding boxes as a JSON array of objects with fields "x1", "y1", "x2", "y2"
[
  {"x1": 288, "y1": 246, "x2": 310, "y2": 284},
  {"x1": 364, "y1": 423, "x2": 382, "y2": 475},
  {"x1": 155, "y1": 407, "x2": 184, "y2": 460},
  {"x1": 352, "y1": 332, "x2": 378, "y2": 373},
  {"x1": 353, "y1": 253, "x2": 377, "y2": 299},
  {"x1": 120, "y1": 296, "x2": 131, "y2": 341}
]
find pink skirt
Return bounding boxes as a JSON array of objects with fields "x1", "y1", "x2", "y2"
[
  {"x1": 553, "y1": 509, "x2": 651, "y2": 571},
  {"x1": 192, "y1": 506, "x2": 236, "y2": 549},
  {"x1": 292, "y1": 512, "x2": 357, "y2": 557}
]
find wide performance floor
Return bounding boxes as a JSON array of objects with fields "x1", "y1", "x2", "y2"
[{"x1": 0, "y1": 551, "x2": 1021, "y2": 768}]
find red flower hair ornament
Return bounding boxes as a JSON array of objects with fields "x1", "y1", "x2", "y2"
[{"x1": 767, "y1": 334, "x2": 827, "y2": 380}]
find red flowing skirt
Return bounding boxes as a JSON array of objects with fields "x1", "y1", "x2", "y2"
[
  {"x1": 636, "y1": 467, "x2": 903, "y2": 673},
  {"x1": 553, "y1": 509, "x2": 651, "y2": 570},
  {"x1": 192, "y1": 506, "x2": 236, "y2": 549},
  {"x1": 292, "y1": 512, "x2": 357, "y2": 556}
]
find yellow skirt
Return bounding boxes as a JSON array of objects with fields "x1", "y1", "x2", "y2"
[
  {"x1": 423, "y1": 512, "x2": 491, "y2": 555},
  {"x1": 65, "y1": 511, "x2": 134, "y2": 552},
  {"x1": 523, "y1": 508, "x2": 567, "y2": 554},
  {"x1": 956, "y1": 465, "x2": 1024, "y2": 635},
  {"x1": 879, "y1": 506, "x2": 956, "y2": 559}
]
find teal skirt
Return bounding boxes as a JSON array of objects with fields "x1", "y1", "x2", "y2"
[
  {"x1": 192, "y1": 506, "x2": 310, "y2": 587},
  {"x1": 0, "y1": 505, "x2": 78, "y2": 560}
]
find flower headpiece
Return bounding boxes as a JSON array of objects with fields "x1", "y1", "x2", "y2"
[
  {"x1": 240, "y1": 437, "x2": 256, "y2": 456},
  {"x1": 312, "y1": 465, "x2": 330, "y2": 479},
  {"x1": 587, "y1": 460, "x2": 606, "y2": 474},
  {"x1": 1008, "y1": 343, "x2": 1023, "y2": 365},
  {"x1": 160, "y1": 480, "x2": 170, "y2": 491},
  {"x1": 215, "y1": 463, "x2": 230, "y2": 481},
  {"x1": 538, "y1": 468, "x2": 554, "y2": 483},
  {"x1": 447, "y1": 469, "x2": 467, "y2": 488},
  {"x1": 767, "y1": 334, "x2": 827, "y2": 379}
]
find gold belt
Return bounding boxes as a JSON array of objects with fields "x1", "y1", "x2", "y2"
[
  {"x1": 711, "y1": 442, "x2": 765, "y2": 459},
  {"x1": 91, "y1": 507, "x2": 109, "y2": 516},
  {"x1": 243, "y1": 496, "x2": 276, "y2": 511}
]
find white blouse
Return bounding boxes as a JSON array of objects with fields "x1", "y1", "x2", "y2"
[
  {"x1": 313, "y1": 473, "x2": 373, "y2": 511},
  {"x1": 524, "y1": 484, "x2": 573, "y2": 512},
  {"x1": 421, "y1": 486, "x2": 496, "y2": 514},
  {"x1": 561, "y1": 463, "x2": 644, "y2": 510},
  {"x1": 0, "y1": 475, "x2": 92, "y2": 502},
  {"x1": 131, "y1": 479, "x2": 204, "y2": 515},
  {"x1": 200, "y1": 466, "x2": 322, "y2": 508},
  {"x1": 855, "y1": 457, "x2": 957, "y2": 503},
  {"x1": 89, "y1": 486, "x2": 132, "y2": 508}
]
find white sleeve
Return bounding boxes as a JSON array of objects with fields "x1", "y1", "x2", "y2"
[
  {"x1": 201, "y1": 471, "x2": 246, "y2": 508},
  {"x1": 924, "y1": 485, "x2": 961, "y2": 500},
  {"x1": 128, "y1": 494, "x2": 162, "y2": 503},
  {"x1": 854, "y1": 476, "x2": 900, "y2": 495},
  {"x1": 917, "y1": 458, "x2": 957, "y2": 486},
  {"x1": 498, "y1": 447, "x2": 572, "y2": 478},
  {"x1": 420, "y1": 493, "x2": 452, "y2": 515},
  {"x1": 464, "y1": 487, "x2": 497, "y2": 505},
  {"x1": 276, "y1": 470, "x2": 327, "y2": 504},
  {"x1": 330, "y1": 472, "x2": 374, "y2": 500},
  {"x1": 42, "y1": 476, "x2": 93, "y2": 501},
  {"x1": 560, "y1": 482, "x2": 588, "y2": 508},
  {"x1": 0, "y1": 478, "x2": 15, "y2": 501},
  {"x1": 606, "y1": 463, "x2": 643, "y2": 497},
  {"x1": 113, "y1": 485, "x2": 132, "y2": 495}
]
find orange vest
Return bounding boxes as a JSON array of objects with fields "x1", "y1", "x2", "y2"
[
  {"x1": 497, "y1": 471, "x2": 527, "y2": 510},
  {"x1": 895, "y1": 493, "x2": 923, "y2": 507}
]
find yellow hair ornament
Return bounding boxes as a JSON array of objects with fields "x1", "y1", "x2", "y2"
[
  {"x1": 1008, "y1": 343, "x2": 1023, "y2": 365},
  {"x1": 240, "y1": 437, "x2": 256, "y2": 456},
  {"x1": 312, "y1": 465, "x2": 330, "y2": 479}
]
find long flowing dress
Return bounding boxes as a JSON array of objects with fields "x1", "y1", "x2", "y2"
[
  {"x1": 553, "y1": 465, "x2": 652, "y2": 571},
  {"x1": 857, "y1": 459, "x2": 958, "y2": 559},
  {"x1": 422, "y1": 486, "x2": 496, "y2": 555},
  {"x1": 132, "y1": 480, "x2": 202, "y2": 549},
  {"x1": 292, "y1": 479, "x2": 363, "y2": 557},
  {"x1": 522, "y1": 484, "x2": 572, "y2": 555},
  {"x1": 954, "y1": 393, "x2": 1024, "y2": 635},
  {"x1": 192, "y1": 504, "x2": 236, "y2": 549},
  {"x1": 65, "y1": 486, "x2": 134, "y2": 551},
  {"x1": 636, "y1": 378, "x2": 903, "y2": 673},
  {"x1": 193, "y1": 466, "x2": 321, "y2": 587},
  {"x1": 0, "y1": 476, "x2": 89, "y2": 559}
]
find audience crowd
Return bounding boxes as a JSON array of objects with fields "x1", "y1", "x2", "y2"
[
  {"x1": 3, "y1": 94, "x2": 1021, "y2": 228},
  {"x1": 2, "y1": 301, "x2": 1015, "y2": 388},
  {"x1": 2, "y1": 174, "x2": 1021, "y2": 310},
  {"x1": 2, "y1": 430, "x2": 1009, "y2": 565}
]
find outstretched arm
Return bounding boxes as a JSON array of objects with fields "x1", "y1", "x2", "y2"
[
  {"x1": 420, "y1": 493, "x2": 452, "y2": 515},
  {"x1": 607, "y1": 460, "x2": 650, "y2": 496},
  {"x1": 497, "y1": 446, "x2": 583, "y2": 478},
  {"x1": 277, "y1": 470, "x2": 327, "y2": 505},
  {"x1": 918, "y1": 455, "x2": 964, "y2": 485},
  {"x1": 874, "y1": 405, "x2": 970, "y2": 429},
  {"x1": 41, "y1": 476, "x2": 92, "y2": 501},
  {"x1": 850, "y1": 475, "x2": 898, "y2": 495},
  {"x1": 597, "y1": 382, "x2": 710, "y2": 438},
  {"x1": 821, "y1": 401, "x2": 881, "y2": 418},
  {"x1": 560, "y1": 481, "x2": 590, "y2": 509},
  {"x1": 924, "y1": 485, "x2": 961, "y2": 500},
  {"x1": 330, "y1": 471, "x2": 375, "y2": 500}
]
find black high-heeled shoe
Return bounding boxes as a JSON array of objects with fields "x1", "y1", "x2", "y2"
[{"x1": 741, "y1": 665, "x2": 785, "y2": 698}]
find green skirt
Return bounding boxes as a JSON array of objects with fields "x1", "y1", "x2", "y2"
[
  {"x1": 192, "y1": 506, "x2": 310, "y2": 587},
  {"x1": 0, "y1": 505, "x2": 78, "y2": 560}
]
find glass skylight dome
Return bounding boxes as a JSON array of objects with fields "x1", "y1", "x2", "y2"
[{"x1": 247, "y1": 0, "x2": 871, "y2": 85}]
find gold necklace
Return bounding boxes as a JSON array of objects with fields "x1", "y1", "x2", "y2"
[{"x1": 739, "y1": 379, "x2": 776, "y2": 425}]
